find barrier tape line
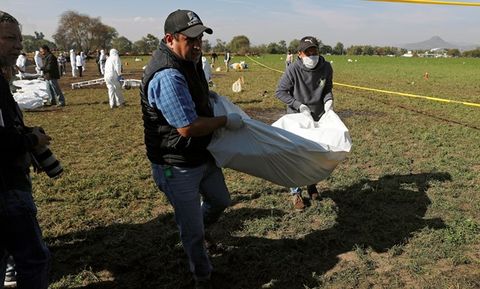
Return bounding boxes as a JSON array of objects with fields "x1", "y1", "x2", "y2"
[
  {"x1": 246, "y1": 55, "x2": 480, "y2": 108},
  {"x1": 366, "y1": 0, "x2": 480, "y2": 7}
]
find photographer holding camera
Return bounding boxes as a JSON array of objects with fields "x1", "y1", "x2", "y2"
[{"x1": 0, "y1": 11, "x2": 51, "y2": 289}]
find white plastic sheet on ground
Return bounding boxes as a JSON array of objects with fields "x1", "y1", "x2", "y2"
[
  {"x1": 208, "y1": 95, "x2": 352, "y2": 187},
  {"x1": 12, "y1": 79, "x2": 48, "y2": 110}
]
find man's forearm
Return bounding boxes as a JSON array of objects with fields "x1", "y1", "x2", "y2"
[{"x1": 177, "y1": 116, "x2": 227, "y2": 137}]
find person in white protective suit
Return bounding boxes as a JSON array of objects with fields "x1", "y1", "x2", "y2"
[
  {"x1": 34, "y1": 50, "x2": 43, "y2": 76},
  {"x1": 15, "y1": 52, "x2": 27, "y2": 79},
  {"x1": 99, "y1": 49, "x2": 107, "y2": 75},
  {"x1": 69, "y1": 49, "x2": 77, "y2": 77},
  {"x1": 104, "y1": 48, "x2": 125, "y2": 108},
  {"x1": 201, "y1": 56, "x2": 212, "y2": 86},
  {"x1": 80, "y1": 51, "x2": 86, "y2": 71},
  {"x1": 275, "y1": 36, "x2": 335, "y2": 211},
  {"x1": 75, "y1": 52, "x2": 83, "y2": 77}
]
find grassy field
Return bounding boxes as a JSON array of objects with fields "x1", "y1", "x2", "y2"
[{"x1": 23, "y1": 54, "x2": 479, "y2": 289}]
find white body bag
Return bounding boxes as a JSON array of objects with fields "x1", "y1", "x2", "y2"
[{"x1": 207, "y1": 95, "x2": 352, "y2": 187}]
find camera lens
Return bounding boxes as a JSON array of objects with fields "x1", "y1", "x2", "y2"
[{"x1": 33, "y1": 146, "x2": 63, "y2": 178}]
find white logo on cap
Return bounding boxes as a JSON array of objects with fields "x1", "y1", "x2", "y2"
[
  {"x1": 187, "y1": 11, "x2": 201, "y2": 26},
  {"x1": 305, "y1": 39, "x2": 313, "y2": 43}
]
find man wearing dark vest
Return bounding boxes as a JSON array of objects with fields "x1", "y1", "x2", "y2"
[{"x1": 140, "y1": 9, "x2": 243, "y2": 289}]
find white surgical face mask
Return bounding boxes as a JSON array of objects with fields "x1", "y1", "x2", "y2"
[{"x1": 302, "y1": 55, "x2": 319, "y2": 69}]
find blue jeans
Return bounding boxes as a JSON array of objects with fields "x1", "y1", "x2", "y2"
[
  {"x1": 45, "y1": 79, "x2": 65, "y2": 105},
  {"x1": 0, "y1": 188, "x2": 50, "y2": 289},
  {"x1": 151, "y1": 161, "x2": 231, "y2": 280}
]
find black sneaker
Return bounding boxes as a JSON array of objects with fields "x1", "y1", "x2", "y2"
[{"x1": 307, "y1": 185, "x2": 320, "y2": 201}]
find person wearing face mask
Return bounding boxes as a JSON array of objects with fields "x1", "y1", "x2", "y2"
[
  {"x1": 275, "y1": 36, "x2": 334, "y2": 211},
  {"x1": 140, "y1": 9, "x2": 244, "y2": 289}
]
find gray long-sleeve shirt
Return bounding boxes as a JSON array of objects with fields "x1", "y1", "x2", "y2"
[{"x1": 275, "y1": 56, "x2": 333, "y2": 120}]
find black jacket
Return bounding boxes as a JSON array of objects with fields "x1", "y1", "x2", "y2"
[
  {"x1": 42, "y1": 53, "x2": 60, "y2": 80},
  {"x1": 0, "y1": 74, "x2": 38, "y2": 192},
  {"x1": 140, "y1": 41, "x2": 213, "y2": 167}
]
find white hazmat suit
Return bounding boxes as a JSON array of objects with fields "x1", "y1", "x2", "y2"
[
  {"x1": 99, "y1": 49, "x2": 106, "y2": 75},
  {"x1": 80, "y1": 52, "x2": 86, "y2": 71},
  {"x1": 69, "y1": 49, "x2": 77, "y2": 77},
  {"x1": 201, "y1": 56, "x2": 212, "y2": 84},
  {"x1": 15, "y1": 54, "x2": 27, "y2": 79},
  {"x1": 104, "y1": 49, "x2": 125, "y2": 108},
  {"x1": 34, "y1": 51, "x2": 43, "y2": 76}
]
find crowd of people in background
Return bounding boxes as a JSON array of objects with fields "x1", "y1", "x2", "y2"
[
  {"x1": 16, "y1": 49, "x2": 90, "y2": 79},
  {"x1": 10, "y1": 41, "x2": 131, "y2": 111}
]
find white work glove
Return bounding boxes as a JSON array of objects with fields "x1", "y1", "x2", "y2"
[
  {"x1": 324, "y1": 99, "x2": 333, "y2": 112},
  {"x1": 225, "y1": 113, "x2": 244, "y2": 130},
  {"x1": 299, "y1": 104, "x2": 311, "y2": 114}
]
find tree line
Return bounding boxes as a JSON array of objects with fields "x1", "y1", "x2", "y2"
[{"x1": 21, "y1": 10, "x2": 480, "y2": 58}]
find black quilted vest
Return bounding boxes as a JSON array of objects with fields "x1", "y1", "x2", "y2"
[{"x1": 140, "y1": 41, "x2": 213, "y2": 167}]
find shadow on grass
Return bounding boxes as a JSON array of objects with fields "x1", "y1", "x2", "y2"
[{"x1": 47, "y1": 172, "x2": 450, "y2": 289}]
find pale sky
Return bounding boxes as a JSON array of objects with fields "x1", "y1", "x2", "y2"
[{"x1": 2, "y1": 0, "x2": 480, "y2": 47}]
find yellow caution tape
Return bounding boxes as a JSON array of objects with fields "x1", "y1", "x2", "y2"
[
  {"x1": 246, "y1": 55, "x2": 480, "y2": 108},
  {"x1": 334, "y1": 83, "x2": 480, "y2": 107},
  {"x1": 367, "y1": 0, "x2": 480, "y2": 6}
]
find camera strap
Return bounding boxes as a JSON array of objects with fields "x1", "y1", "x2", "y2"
[{"x1": 0, "y1": 168, "x2": 7, "y2": 215}]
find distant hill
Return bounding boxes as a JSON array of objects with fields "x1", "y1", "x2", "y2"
[{"x1": 400, "y1": 36, "x2": 478, "y2": 51}]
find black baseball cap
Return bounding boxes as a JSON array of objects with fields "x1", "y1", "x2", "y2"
[
  {"x1": 164, "y1": 10, "x2": 213, "y2": 38},
  {"x1": 298, "y1": 36, "x2": 319, "y2": 52}
]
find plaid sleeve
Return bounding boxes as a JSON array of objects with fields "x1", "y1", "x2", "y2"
[{"x1": 147, "y1": 69, "x2": 198, "y2": 128}]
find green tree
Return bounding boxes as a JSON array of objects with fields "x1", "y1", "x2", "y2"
[
  {"x1": 250, "y1": 44, "x2": 267, "y2": 55},
  {"x1": 202, "y1": 39, "x2": 211, "y2": 53},
  {"x1": 363, "y1": 46, "x2": 375, "y2": 55},
  {"x1": 228, "y1": 35, "x2": 250, "y2": 54},
  {"x1": 347, "y1": 46, "x2": 363, "y2": 55},
  {"x1": 267, "y1": 42, "x2": 283, "y2": 54},
  {"x1": 462, "y1": 48, "x2": 480, "y2": 57},
  {"x1": 143, "y1": 34, "x2": 159, "y2": 53},
  {"x1": 375, "y1": 47, "x2": 386, "y2": 56},
  {"x1": 92, "y1": 25, "x2": 118, "y2": 52},
  {"x1": 132, "y1": 40, "x2": 148, "y2": 55},
  {"x1": 112, "y1": 36, "x2": 133, "y2": 54},
  {"x1": 447, "y1": 49, "x2": 461, "y2": 57},
  {"x1": 333, "y1": 42, "x2": 344, "y2": 55},
  {"x1": 288, "y1": 39, "x2": 300, "y2": 52},
  {"x1": 278, "y1": 40, "x2": 287, "y2": 54},
  {"x1": 320, "y1": 45, "x2": 332, "y2": 55},
  {"x1": 213, "y1": 39, "x2": 226, "y2": 52},
  {"x1": 53, "y1": 11, "x2": 117, "y2": 53},
  {"x1": 22, "y1": 34, "x2": 56, "y2": 53}
]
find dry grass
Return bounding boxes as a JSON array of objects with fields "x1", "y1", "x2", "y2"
[{"x1": 21, "y1": 55, "x2": 480, "y2": 289}]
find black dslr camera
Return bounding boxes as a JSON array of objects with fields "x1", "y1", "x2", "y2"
[{"x1": 31, "y1": 128, "x2": 63, "y2": 178}]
